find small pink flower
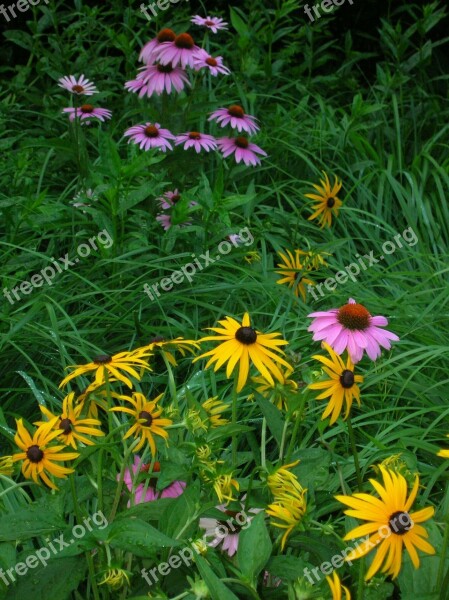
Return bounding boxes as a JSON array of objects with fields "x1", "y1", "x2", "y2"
[
  {"x1": 125, "y1": 63, "x2": 190, "y2": 97},
  {"x1": 120, "y1": 455, "x2": 186, "y2": 507},
  {"x1": 156, "y1": 213, "x2": 173, "y2": 231},
  {"x1": 217, "y1": 136, "x2": 267, "y2": 167},
  {"x1": 58, "y1": 74, "x2": 98, "y2": 95},
  {"x1": 154, "y1": 33, "x2": 200, "y2": 69},
  {"x1": 209, "y1": 106, "x2": 259, "y2": 134},
  {"x1": 175, "y1": 132, "x2": 217, "y2": 153},
  {"x1": 157, "y1": 189, "x2": 182, "y2": 210},
  {"x1": 308, "y1": 298, "x2": 400, "y2": 363},
  {"x1": 124, "y1": 122, "x2": 175, "y2": 152},
  {"x1": 200, "y1": 500, "x2": 262, "y2": 557},
  {"x1": 62, "y1": 104, "x2": 112, "y2": 122},
  {"x1": 139, "y1": 28, "x2": 176, "y2": 64},
  {"x1": 191, "y1": 15, "x2": 228, "y2": 33},
  {"x1": 193, "y1": 50, "x2": 230, "y2": 76}
]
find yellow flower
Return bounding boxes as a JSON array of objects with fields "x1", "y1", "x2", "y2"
[
  {"x1": 196, "y1": 445, "x2": 213, "y2": 463},
  {"x1": 110, "y1": 392, "x2": 172, "y2": 455},
  {"x1": 252, "y1": 368, "x2": 297, "y2": 410},
  {"x1": 336, "y1": 466, "x2": 435, "y2": 580},
  {"x1": 11, "y1": 418, "x2": 79, "y2": 490},
  {"x1": 437, "y1": 435, "x2": 449, "y2": 459},
  {"x1": 191, "y1": 538, "x2": 208, "y2": 556},
  {"x1": 326, "y1": 572, "x2": 351, "y2": 600},
  {"x1": 35, "y1": 392, "x2": 104, "y2": 449},
  {"x1": 202, "y1": 397, "x2": 230, "y2": 428},
  {"x1": 0, "y1": 456, "x2": 14, "y2": 476},
  {"x1": 305, "y1": 171, "x2": 343, "y2": 228},
  {"x1": 275, "y1": 249, "x2": 315, "y2": 301},
  {"x1": 308, "y1": 343, "x2": 363, "y2": 425},
  {"x1": 59, "y1": 348, "x2": 152, "y2": 390},
  {"x1": 297, "y1": 249, "x2": 331, "y2": 271},
  {"x1": 245, "y1": 251, "x2": 261, "y2": 264},
  {"x1": 266, "y1": 487, "x2": 307, "y2": 551},
  {"x1": 99, "y1": 567, "x2": 131, "y2": 590},
  {"x1": 194, "y1": 312, "x2": 290, "y2": 392},
  {"x1": 372, "y1": 454, "x2": 414, "y2": 486},
  {"x1": 141, "y1": 336, "x2": 199, "y2": 367},
  {"x1": 267, "y1": 460, "x2": 302, "y2": 497},
  {"x1": 76, "y1": 380, "x2": 117, "y2": 418},
  {"x1": 202, "y1": 470, "x2": 239, "y2": 504}
]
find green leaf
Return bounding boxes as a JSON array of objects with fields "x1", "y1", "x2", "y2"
[
  {"x1": 3, "y1": 31, "x2": 33, "y2": 50},
  {"x1": 160, "y1": 482, "x2": 199, "y2": 539},
  {"x1": 265, "y1": 555, "x2": 308, "y2": 580},
  {"x1": 255, "y1": 395, "x2": 284, "y2": 445},
  {"x1": 0, "y1": 496, "x2": 65, "y2": 542},
  {"x1": 108, "y1": 518, "x2": 181, "y2": 557},
  {"x1": 237, "y1": 512, "x2": 272, "y2": 581},
  {"x1": 207, "y1": 424, "x2": 253, "y2": 443},
  {"x1": 194, "y1": 555, "x2": 239, "y2": 600}
]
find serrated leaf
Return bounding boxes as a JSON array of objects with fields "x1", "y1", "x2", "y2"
[{"x1": 108, "y1": 518, "x2": 181, "y2": 557}]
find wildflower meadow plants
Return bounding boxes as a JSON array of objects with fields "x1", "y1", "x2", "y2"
[{"x1": 1, "y1": 1, "x2": 449, "y2": 599}]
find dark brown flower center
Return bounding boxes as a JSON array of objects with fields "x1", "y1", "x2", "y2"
[
  {"x1": 205, "y1": 20, "x2": 215, "y2": 26},
  {"x1": 93, "y1": 354, "x2": 112, "y2": 364},
  {"x1": 388, "y1": 511, "x2": 412, "y2": 535},
  {"x1": 228, "y1": 105, "x2": 245, "y2": 118},
  {"x1": 26, "y1": 445, "x2": 44, "y2": 463},
  {"x1": 327, "y1": 197, "x2": 336, "y2": 208},
  {"x1": 157, "y1": 28, "x2": 176, "y2": 43},
  {"x1": 138, "y1": 410, "x2": 153, "y2": 427},
  {"x1": 340, "y1": 370, "x2": 355, "y2": 388},
  {"x1": 72, "y1": 84, "x2": 84, "y2": 93},
  {"x1": 337, "y1": 303, "x2": 371, "y2": 331},
  {"x1": 60, "y1": 418, "x2": 73, "y2": 434},
  {"x1": 157, "y1": 63, "x2": 174, "y2": 73},
  {"x1": 189, "y1": 132, "x2": 201, "y2": 139},
  {"x1": 206, "y1": 57, "x2": 218, "y2": 67},
  {"x1": 218, "y1": 517, "x2": 242, "y2": 533},
  {"x1": 80, "y1": 104, "x2": 94, "y2": 113},
  {"x1": 175, "y1": 33, "x2": 194, "y2": 49},
  {"x1": 144, "y1": 125, "x2": 159, "y2": 137},
  {"x1": 235, "y1": 137, "x2": 249, "y2": 149},
  {"x1": 235, "y1": 326, "x2": 257, "y2": 344}
]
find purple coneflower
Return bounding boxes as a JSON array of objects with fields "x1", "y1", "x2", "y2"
[
  {"x1": 121, "y1": 456, "x2": 185, "y2": 507},
  {"x1": 139, "y1": 28, "x2": 176, "y2": 64},
  {"x1": 124, "y1": 122, "x2": 175, "y2": 152},
  {"x1": 175, "y1": 132, "x2": 217, "y2": 153},
  {"x1": 209, "y1": 105, "x2": 259, "y2": 134},
  {"x1": 58, "y1": 74, "x2": 98, "y2": 95},
  {"x1": 157, "y1": 189, "x2": 182, "y2": 210},
  {"x1": 125, "y1": 63, "x2": 190, "y2": 97},
  {"x1": 191, "y1": 15, "x2": 228, "y2": 33},
  {"x1": 308, "y1": 298, "x2": 400, "y2": 363},
  {"x1": 217, "y1": 136, "x2": 267, "y2": 167},
  {"x1": 154, "y1": 33, "x2": 200, "y2": 69},
  {"x1": 193, "y1": 49, "x2": 230, "y2": 76},
  {"x1": 62, "y1": 104, "x2": 112, "y2": 122}
]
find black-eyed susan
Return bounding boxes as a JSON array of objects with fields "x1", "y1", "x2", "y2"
[
  {"x1": 201, "y1": 469, "x2": 239, "y2": 504},
  {"x1": 75, "y1": 381, "x2": 113, "y2": 418},
  {"x1": 202, "y1": 397, "x2": 230, "y2": 428},
  {"x1": 35, "y1": 392, "x2": 104, "y2": 449},
  {"x1": 98, "y1": 567, "x2": 131, "y2": 590},
  {"x1": 326, "y1": 572, "x2": 351, "y2": 600},
  {"x1": 267, "y1": 460, "x2": 302, "y2": 497},
  {"x1": 308, "y1": 342, "x2": 363, "y2": 425},
  {"x1": 11, "y1": 418, "x2": 79, "y2": 489},
  {"x1": 275, "y1": 249, "x2": 315, "y2": 301},
  {"x1": 305, "y1": 171, "x2": 343, "y2": 228},
  {"x1": 194, "y1": 312, "x2": 290, "y2": 392},
  {"x1": 437, "y1": 435, "x2": 449, "y2": 459},
  {"x1": 252, "y1": 368, "x2": 298, "y2": 410},
  {"x1": 0, "y1": 456, "x2": 13, "y2": 476},
  {"x1": 110, "y1": 392, "x2": 172, "y2": 455},
  {"x1": 141, "y1": 336, "x2": 199, "y2": 367},
  {"x1": 266, "y1": 486, "x2": 307, "y2": 551},
  {"x1": 336, "y1": 466, "x2": 435, "y2": 580},
  {"x1": 59, "y1": 347, "x2": 152, "y2": 390}
]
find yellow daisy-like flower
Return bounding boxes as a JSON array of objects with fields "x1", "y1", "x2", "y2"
[
  {"x1": 202, "y1": 470, "x2": 239, "y2": 504},
  {"x1": 326, "y1": 572, "x2": 351, "y2": 600},
  {"x1": 266, "y1": 486, "x2": 307, "y2": 551},
  {"x1": 194, "y1": 312, "x2": 290, "y2": 392},
  {"x1": 252, "y1": 368, "x2": 297, "y2": 410},
  {"x1": 336, "y1": 466, "x2": 435, "y2": 580},
  {"x1": 110, "y1": 392, "x2": 172, "y2": 455},
  {"x1": 59, "y1": 348, "x2": 152, "y2": 390},
  {"x1": 297, "y1": 249, "x2": 331, "y2": 271},
  {"x1": 267, "y1": 460, "x2": 302, "y2": 497},
  {"x1": 372, "y1": 454, "x2": 414, "y2": 486},
  {"x1": 141, "y1": 336, "x2": 199, "y2": 367},
  {"x1": 437, "y1": 435, "x2": 449, "y2": 458},
  {"x1": 99, "y1": 567, "x2": 131, "y2": 590},
  {"x1": 275, "y1": 250, "x2": 315, "y2": 301},
  {"x1": 11, "y1": 418, "x2": 79, "y2": 490},
  {"x1": 245, "y1": 251, "x2": 261, "y2": 264},
  {"x1": 202, "y1": 397, "x2": 230, "y2": 428},
  {"x1": 35, "y1": 392, "x2": 104, "y2": 449},
  {"x1": 305, "y1": 171, "x2": 343, "y2": 228},
  {"x1": 0, "y1": 456, "x2": 14, "y2": 476},
  {"x1": 308, "y1": 343, "x2": 363, "y2": 425}
]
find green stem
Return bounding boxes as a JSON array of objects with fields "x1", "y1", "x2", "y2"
[
  {"x1": 261, "y1": 417, "x2": 267, "y2": 468},
  {"x1": 285, "y1": 392, "x2": 307, "y2": 462},
  {"x1": 231, "y1": 374, "x2": 239, "y2": 468},
  {"x1": 279, "y1": 417, "x2": 290, "y2": 462},
  {"x1": 161, "y1": 352, "x2": 178, "y2": 411},
  {"x1": 356, "y1": 558, "x2": 365, "y2": 600},
  {"x1": 347, "y1": 416, "x2": 363, "y2": 490},
  {"x1": 437, "y1": 514, "x2": 449, "y2": 593}
]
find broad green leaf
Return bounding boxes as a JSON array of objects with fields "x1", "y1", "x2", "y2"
[
  {"x1": 195, "y1": 555, "x2": 239, "y2": 600},
  {"x1": 0, "y1": 496, "x2": 65, "y2": 542},
  {"x1": 237, "y1": 512, "x2": 272, "y2": 581},
  {"x1": 108, "y1": 518, "x2": 181, "y2": 557}
]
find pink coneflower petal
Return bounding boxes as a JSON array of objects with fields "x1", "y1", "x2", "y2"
[
  {"x1": 124, "y1": 122, "x2": 175, "y2": 152},
  {"x1": 58, "y1": 74, "x2": 98, "y2": 95},
  {"x1": 191, "y1": 15, "x2": 228, "y2": 33},
  {"x1": 209, "y1": 106, "x2": 260, "y2": 134},
  {"x1": 175, "y1": 132, "x2": 217, "y2": 153},
  {"x1": 161, "y1": 481, "x2": 186, "y2": 498},
  {"x1": 125, "y1": 63, "x2": 190, "y2": 97},
  {"x1": 139, "y1": 28, "x2": 177, "y2": 64},
  {"x1": 193, "y1": 49, "x2": 230, "y2": 76},
  {"x1": 308, "y1": 299, "x2": 399, "y2": 362},
  {"x1": 217, "y1": 136, "x2": 267, "y2": 167},
  {"x1": 62, "y1": 105, "x2": 112, "y2": 122},
  {"x1": 154, "y1": 33, "x2": 200, "y2": 69}
]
